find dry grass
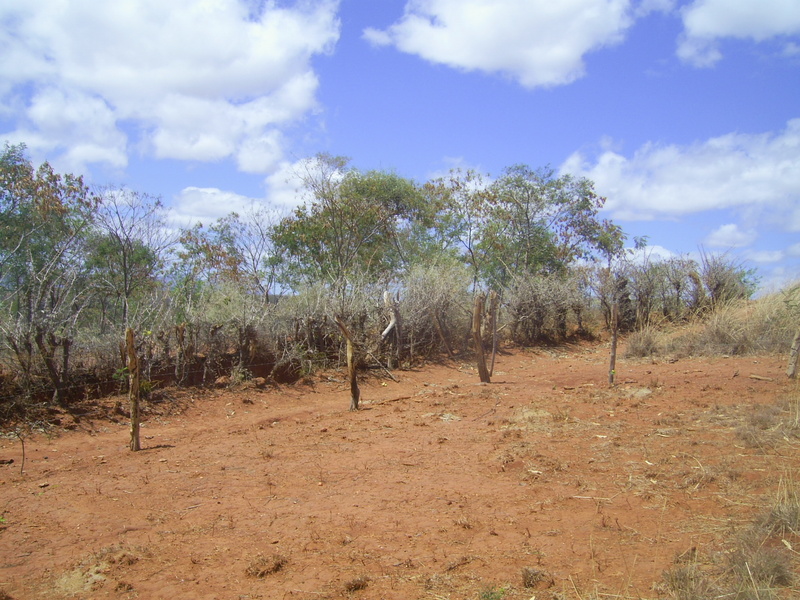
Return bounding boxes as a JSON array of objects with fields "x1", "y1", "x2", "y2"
[
  {"x1": 343, "y1": 575, "x2": 369, "y2": 592},
  {"x1": 660, "y1": 385, "x2": 800, "y2": 600},
  {"x1": 660, "y1": 471, "x2": 799, "y2": 600},
  {"x1": 244, "y1": 553, "x2": 287, "y2": 578},
  {"x1": 625, "y1": 290, "x2": 798, "y2": 359}
]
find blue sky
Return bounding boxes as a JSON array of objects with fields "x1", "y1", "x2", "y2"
[{"x1": 1, "y1": 0, "x2": 799, "y2": 290}]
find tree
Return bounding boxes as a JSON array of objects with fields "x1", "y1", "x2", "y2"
[
  {"x1": 0, "y1": 143, "x2": 98, "y2": 404},
  {"x1": 422, "y1": 169, "x2": 493, "y2": 288},
  {"x1": 177, "y1": 204, "x2": 280, "y2": 297},
  {"x1": 272, "y1": 154, "x2": 423, "y2": 287},
  {"x1": 172, "y1": 204, "x2": 282, "y2": 377},
  {"x1": 482, "y1": 165, "x2": 611, "y2": 286},
  {"x1": 87, "y1": 187, "x2": 174, "y2": 331}
]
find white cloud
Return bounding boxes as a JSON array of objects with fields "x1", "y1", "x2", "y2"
[
  {"x1": 627, "y1": 244, "x2": 675, "y2": 264},
  {"x1": 678, "y1": 0, "x2": 800, "y2": 66},
  {"x1": 363, "y1": 0, "x2": 633, "y2": 88},
  {"x1": 635, "y1": 0, "x2": 675, "y2": 17},
  {"x1": 705, "y1": 223, "x2": 756, "y2": 248},
  {"x1": 756, "y1": 266, "x2": 800, "y2": 295},
  {"x1": 746, "y1": 249, "x2": 784, "y2": 263},
  {"x1": 0, "y1": 0, "x2": 340, "y2": 173},
  {"x1": 561, "y1": 118, "x2": 800, "y2": 221},
  {"x1": 264, "y1": 160, "x2": 308, "y2": 208},
  {"x1": 170, "y1": 186, "x2": 261, "y2": 228}
]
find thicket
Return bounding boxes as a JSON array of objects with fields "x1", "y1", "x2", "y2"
[{"x1": 0, "y1": 145, "x2": 764, "y2": 421}]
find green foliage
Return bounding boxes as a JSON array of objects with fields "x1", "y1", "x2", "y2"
[
  {"x1": 272, "y1": 154, "x2": 424, "y2": 286},
  {"x1": 176, "y1": 205, "x2": 278, "y2": 296},
  {"x1": 1, "y1": 143, "x2": 776, "y2": 407},
  {"x1": 0, "y1": 143, "x2": 98, "y2": 404},
  {"x1": 482, "y1": 165, "x2": 612, "y2": 285},
  {"x1": 478, "y1": 586, "x2": 506, "y2": 600},
  {"x1": 422, "y1": 168, "x2": 494, "y2": 286},
  {"x1": 423, "y1": 165, "x2": 619, "y2": 288}
]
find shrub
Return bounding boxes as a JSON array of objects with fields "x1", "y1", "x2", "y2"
[
  {"x1": 399, "y1": 262, "x2": 472, "y2": 359},
  {"x1": 505, "y1": 273, "x2": 587, "y2": 345}
]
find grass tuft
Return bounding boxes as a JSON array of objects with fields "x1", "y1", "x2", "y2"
[
  {"x1": 343, "y1": 575, "x2": 369, "y2": 592},
  {"x1": 245, "y1": 553, "x2": 287, "y2": 578}
]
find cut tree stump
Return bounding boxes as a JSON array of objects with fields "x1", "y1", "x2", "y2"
[
  {"x1": 126, "y1": 328, "x2": 141, "y2": 451},
  {"x1": 472, "y1": 293, "x2": 490, "y2": 384},
  {"x1": 335, "y1": 317, "x2": 361, "y2": 411}
]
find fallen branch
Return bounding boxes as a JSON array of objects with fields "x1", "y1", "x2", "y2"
[
  {"x1": 365, "y1": 350, "x2": 399, "y2": 382},
  {"x1": 748, "y1": 374, "x2": 774, "y2": 382},
  {"x1": 370, "y1": 395, "x2": 412, "y2": 406}
]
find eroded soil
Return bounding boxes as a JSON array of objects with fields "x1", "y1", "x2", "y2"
[{"x1": 1, "y1": 343, "x2": 798, "y2": 599}]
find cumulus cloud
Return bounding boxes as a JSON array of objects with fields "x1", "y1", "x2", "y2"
[
  {"x1": 170, "y1": 187, "x2": 264, "y2": 228},
  {"x1": 264, "y1": 160, "x2": 310, "y2": 209},
  {"x1": 0, "y1": 0, "x2": 340, "y2": 173},
  {"x1": 363, "y1": 0, "x2": 633, "y2": 88},
  {"x1": 627, "y1": 244, "x2": 675, "y2": 264},
  {"x1": 678, "y1": 0, "x2": 800, "y2": 66},
  {"x1": 705, "y1": 223, "x2": 757, "y2": 248},
  {"x1": 561, "y1": 118, "x2": 800, "y2": 222}
]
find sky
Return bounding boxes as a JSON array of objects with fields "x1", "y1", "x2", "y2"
[{"x1": 1, "y1": 0, "x2": 799, "y2": 291}]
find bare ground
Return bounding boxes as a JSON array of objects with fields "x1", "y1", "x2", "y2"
[{"x1": 1, "y1": 342, "x2": 798, "y2": 599}]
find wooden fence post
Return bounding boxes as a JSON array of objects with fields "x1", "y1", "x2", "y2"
[
  {"x1": 486, "y1": 290, "x2": 499, "y2": 377},
  {"x1": 472, "y1": 293, "x2": 491, "y2": 383},
  {"x1": 608, "y1": 301, "x2": 619, "y2": 386},
  {"x1": 126, "y1": 328, "x2": 141, "y2": 451},
  {"x1": 335, "y1": 317, "x2": 360, "y2": 411}
]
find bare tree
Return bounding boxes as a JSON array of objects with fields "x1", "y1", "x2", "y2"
[{"x1": 90, "y1": 187, "x2": 175, "y2": 329}]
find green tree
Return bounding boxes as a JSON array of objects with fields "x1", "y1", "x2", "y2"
[
  {"x1": 482, "y1": 165, "x2": 612, "y2": 285},
  {"x1": 0, "y1": 143, "x2": 98, "y2": 403},
  {"x1": 272, "y1": 154, "x2": 423, "y2": 287},
  {"x1": 421, "y1": 168, "x2": 493, "y2": 287}
]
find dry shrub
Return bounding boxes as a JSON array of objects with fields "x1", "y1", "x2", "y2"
[
  {"x1": 661, "y1": 471, "x2": 800, "y2": 600},
  {"x1": 736, "y1": 404, "x2": 784, "y2": 449},
  {"x1": 521, "y1": 567, "x2": 553, "y2": 588},
  {"x1": 728, "y1": 527, "x2": 794, "y2": 590},
  {"x1": 661, "y1": 562, "x2": 718, "y2": 600},
  {"x1": 269, "y1": 279, "x2": 384, "y2": 374},
  {"x1": 505, "y1": 273, "x2": 587, "y2": 345},
  {"x1": 343, "y1": 575, "x2": 369, "y2": 592},
  {"x1": 399, "y1": 262, "x2": 472, "y2": 359},
  {"x1": 757, "y1": 474, "x2": 800, "y2": 537},
  {"x1": 625, "y1": 326, "x2": 662, "y2": 358},
  {"x1": 245, "y1": 553, "x2": 287, "y2": 578}
]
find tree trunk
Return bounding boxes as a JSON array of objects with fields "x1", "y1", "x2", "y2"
[
  {"x1": 472, "y1": 293, "x2": 491, "y2": 383},
  {"x1": 787, "y1": 327, "x2": 800, "y2": 379},
  {"x1": 382, "y1": 291, "x2": 402, "y2": 369},
  {"x1": 175, "y1": 323, "x2": 186, "y2": 385},
  {"x1": 335, "y1": 317, "x2": 360, "y2": 411},
  {"x1": 127, "y1": 328, "x2": 141, "y2": 451},
  {"x1": 34, "y1": 328, "x2": 67, "y2": 405},
  {"x1": 486, "y1": 290, "x2": 499, "y2": 377},
  {"x1": 608, "y1": 300, "x2": 619, "y2": 386}
]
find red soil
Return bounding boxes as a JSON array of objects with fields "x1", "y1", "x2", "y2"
[{"x1": 0, "y1": 343, "x2": 796, "y2": 599}]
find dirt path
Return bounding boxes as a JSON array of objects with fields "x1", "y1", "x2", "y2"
[{"x1": 1, "y1": 344, "x2": 796, "y2": 599}]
